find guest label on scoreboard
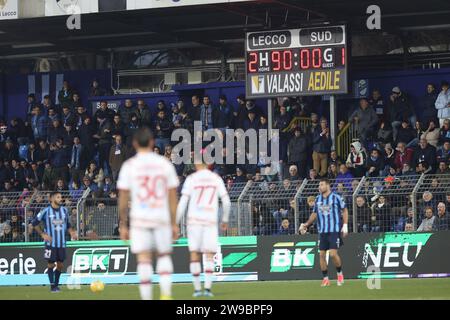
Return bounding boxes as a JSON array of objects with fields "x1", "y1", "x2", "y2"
[{"x1": 245, "y1": 25, "x2": 348, "y2": 98}]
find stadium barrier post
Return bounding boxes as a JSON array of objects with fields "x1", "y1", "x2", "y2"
[
  {"x1": 352, "y1": 176, "x2": 366, "y2": 233},
  {"x1": 25, "y1": 191, "x2": 40, "y2": 242},
  {"x1": 76, "y1": 188, "x2": 91, "y2": 240},
  {"x1": 294, "y1": 179, "x2": 308, "y2": 232},
  {"x1": 237, "y1": 180, "x2": 253, "y2": 236},
  {"x1": 330, "y1": 95, "x2": 337, "y2": 149},
  {"x1": 411, "y1": 174, "x2": 425, "y2": 230},
  {"x1": 24, "y1": 193, "x2": 32, "y2": 243}
]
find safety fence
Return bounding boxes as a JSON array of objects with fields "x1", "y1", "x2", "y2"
[
  {"x1": 0, "y1": 189, "x2": 89, "y2": 242},
  {"x1": 1, "y1": 174, "x2": 449, "y2": 241}
]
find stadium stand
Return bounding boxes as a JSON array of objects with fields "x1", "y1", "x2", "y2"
[{"x1": 0, "y1": 80, "x2": 449, "y2": 241}]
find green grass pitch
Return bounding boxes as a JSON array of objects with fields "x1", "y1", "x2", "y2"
[{"x1": 1, "y1": 278, "x2": 450, "y2": 300}]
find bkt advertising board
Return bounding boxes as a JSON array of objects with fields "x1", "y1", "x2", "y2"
[
  {"x1": 0, "y1": 232, "x2": 449, "y2": 285},
  {"x1": 0, "y1": 237, "x2": 258, "y2": 286}
]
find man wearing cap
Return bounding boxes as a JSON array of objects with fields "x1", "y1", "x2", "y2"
[
  {"x1": 435, "y1": 80, "x2": 450, "y2": 127},
  {"x1": 349, "y1": 98, "x2": 378, "y2": 144},
  {"x1": 388, "y1": 86, "x2": 416, "y2": 141}
]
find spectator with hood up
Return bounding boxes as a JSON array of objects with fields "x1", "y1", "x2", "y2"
[{"x1": 346, "y1": 141, "x2": 366, "y2": 177}]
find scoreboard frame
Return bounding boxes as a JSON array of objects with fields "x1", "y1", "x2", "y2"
[{"x1": 245, "y1": 24, "x2": 348, "y2": 99}]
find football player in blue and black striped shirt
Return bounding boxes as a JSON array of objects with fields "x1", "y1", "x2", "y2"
[
  {"x1": 299, "y1": 178, "x2": 349, "y2": 287},
  {"x1": 32, "y1": 191, "x2": 77, "y2": 292}
]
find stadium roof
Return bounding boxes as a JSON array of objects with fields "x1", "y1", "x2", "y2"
[{"x1": 0, "y1": 0, "x2": 449, "y2": 59}]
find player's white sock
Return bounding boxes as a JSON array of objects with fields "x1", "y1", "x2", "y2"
[
  {"x1": 203, "y1": 260, "x2": 215, "y2": 290},
  {"x1": 137, "y1": 262, "x2": 153, "y2": 300},
  {"x1": 157, "y1": 255, "x2": 173, "y2": 297},
  {"x1": 190, "y1": 262, "x2": 202, "y2": 291}
]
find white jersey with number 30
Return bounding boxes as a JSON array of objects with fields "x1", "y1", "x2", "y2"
[
  {"x1": 117, "y1": 152, "x2": 179, "y2": 228},
  {"x1": 181, "y1": 169, "x2": 228, "y2": 226}
]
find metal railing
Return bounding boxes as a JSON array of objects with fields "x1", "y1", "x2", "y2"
[
  {"x1": 1, "y1": 173, "x2": 449, "y2": 242},
  {"x1": 283, "y1": 117, "x2": 312, "y2": 133},
  {"x1": 336, "y1": 122, "x2": 358, "y2": 161},
  {"x1": 0, "y1": 189, "x2": 89, "y2": 242}
]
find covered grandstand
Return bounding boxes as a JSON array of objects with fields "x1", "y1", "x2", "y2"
[{"x1": 0, "y1": 0, "x2": 449, "y2": 243}]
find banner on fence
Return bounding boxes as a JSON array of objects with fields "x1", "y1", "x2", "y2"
[
  {"x1": 0, "y1": 236, "x2": 258, "y2": 285},
  {"x1": 258, "y1": 231, "x2": 450, "y2": 280},
  {"x1": 1, "y1": 232, "x2": 449, "y2": 285}
]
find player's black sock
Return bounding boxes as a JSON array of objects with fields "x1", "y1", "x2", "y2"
[
  {"x1": 48, "y1": 268, "x2": 55, "y2": 287},
  {"x1": 336, "y1": 266, "x2": 342, "y2": 273},
  {"x1": 54, "y1": 270, "x2": 61, "y2": 286},
  {"x1": 322, "y1": 270, "x2": 328, "y2": 278}
]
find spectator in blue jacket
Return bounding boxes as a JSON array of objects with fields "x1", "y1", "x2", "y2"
[
  {"x1": 273, "y1": 206, "x2": 294, "y2": 235},
  {"x1": 49, "y1": 138, "x2": 70, "y2": 181},
  {"x1": 312, "y1": 117, "x2": 332, "y2": 177},
  {"x1": 277, "y1": 218, "x2": 295, "y2": 235},
  {"x1": 437, "y1": 141, "x2": 450, "y2": 164},
  {"x1": 215, "y1": 95, "x2": 233, "y2": 131},
  {"x1": 335, "y1": 164, "x2": 354, "y2": 191},
  {"x1": 420, "y1": 83, "x2": 438, "y2": 125},
  {"x1": 366, "y1": 148, "x2": 385, "y2": 177},
  {"x1": 81, "y1": 175, "x2": 98, "y2": 193},
  {"x1": 31, "y1": 106, "x2": 49, "y2": 141}
]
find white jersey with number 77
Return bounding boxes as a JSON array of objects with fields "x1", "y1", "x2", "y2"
[{"x1": 177, "y1": 169, "x2": 231, "y2": 226}]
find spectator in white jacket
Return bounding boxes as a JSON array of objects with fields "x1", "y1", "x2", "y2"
[
  {"x1": 420, "y1": 120, "x2": 440, "y2": 148},
  {"x1": 435, "y1": 81, "x2": 450, "y2": 127}
]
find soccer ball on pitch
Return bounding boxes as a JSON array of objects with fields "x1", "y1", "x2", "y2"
[{"x1": 90, "y1": 280, "x2": 105, "y2": 293}]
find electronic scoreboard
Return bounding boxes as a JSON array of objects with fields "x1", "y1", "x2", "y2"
[{"x1": 245, "y1": 25, "x2": 348, "y2": 98}]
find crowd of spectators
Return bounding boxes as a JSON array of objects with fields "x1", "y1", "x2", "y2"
[{"x1": 0, "y1": 78, "x2": 449, "y2": 241}]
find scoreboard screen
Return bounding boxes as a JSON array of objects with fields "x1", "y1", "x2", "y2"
[{"x1": 245, "y1": 25, "x2": 348, "y2": 98}]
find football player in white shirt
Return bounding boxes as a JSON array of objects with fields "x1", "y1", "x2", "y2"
[
  {"x1": 118, "y1": 127, "x2": 179, "y2": 300},
  {"x1": 176, "y1": 160, "x2": 231, "y2": 297}
]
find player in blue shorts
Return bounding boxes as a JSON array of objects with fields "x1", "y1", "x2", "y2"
[
  {"x1": 32, "y1": 191, "x2": 77, "y2": 292},
  {"x1": 299, "y1": 178, "x2": 349, "y2": 287}
]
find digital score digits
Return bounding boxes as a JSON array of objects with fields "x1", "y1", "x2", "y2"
[
  {"x1": 245, "y1": 25, "x2": 348, "y2": 98},
  {"x1": 247, "y1": 47, "x2": 346, "y2": 73}
]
